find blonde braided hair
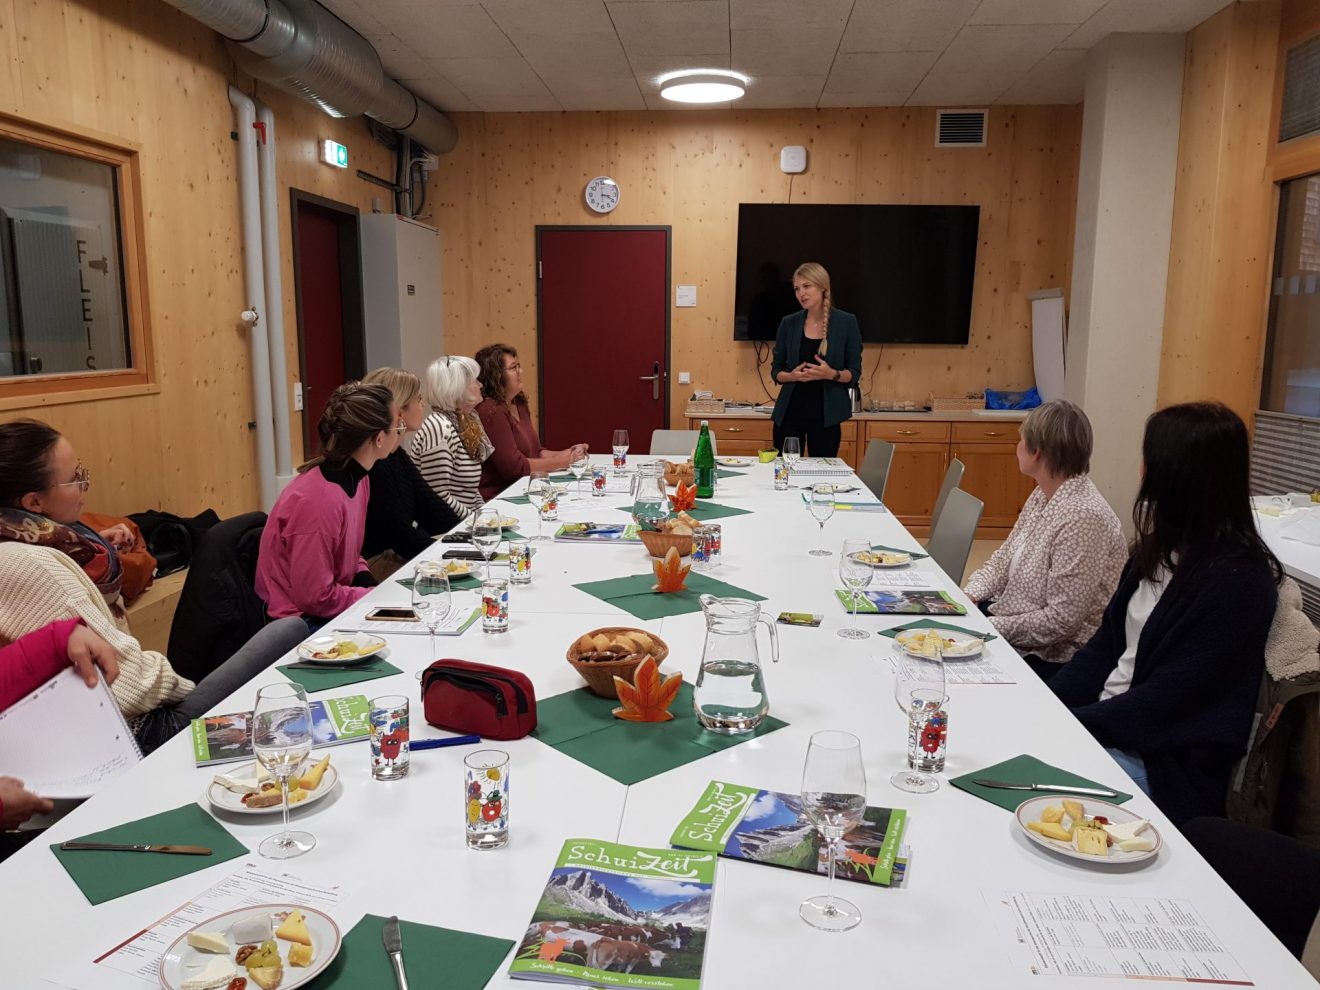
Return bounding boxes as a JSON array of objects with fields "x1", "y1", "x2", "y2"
[{"x1": 793, "y1": 262, "x2": 832, "y2": 357}]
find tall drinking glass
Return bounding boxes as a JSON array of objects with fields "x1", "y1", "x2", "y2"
[
  {"x1": 890, "y1": 643, "x2": 947, "y2": 794},
  {"x1": 525, "y1": 472, "x2": 551, "y2": 541},
  {"x1": 569, "y1": 450, "x2": 591, "y2": 498},
  {"x1": 781, "y1": 436, "x2": 801, "y2": 475},
  {"x1": 412, "y1": 560, "x2": 452, "y2": 659},
  {"x1": 471, "y1": 507, "x2": 503, "y2": 579},
  {"x1": 799, "y1": 730, "x2": 867, "y2": 932},
  {"x1": 612, "y1": 429, "x2": 630, "y2": 474},
  {"x1": 252, "y1": 682, "x2": 315, "y2": 860},
  {"x1": 808, "y1": 484, "x2": 835, "y2": 556},
  {"x1": 838, "y1": 539, "x2": 872, "y2": 640}
]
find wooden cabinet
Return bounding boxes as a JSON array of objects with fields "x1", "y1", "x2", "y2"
[
  {"x1": 951, "y1": 440, "x2": 1034, "y2": 531},
  {"x1": 687, "y1": 418, "x2": 857, "y2": 460},
  {"x1": 882, "y1": 442, "x2": 948, "y2": 530}
]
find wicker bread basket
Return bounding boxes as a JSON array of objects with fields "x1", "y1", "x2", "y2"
[
  {"x1": 662, "y1": 460, "x2": 695, "y2": 486},
  {"x1": 638, "y1": 529, "x2": 693, "y2": 558},
  {"x1": 565, "y1": 627, "x2": 671, "y2": 698}
]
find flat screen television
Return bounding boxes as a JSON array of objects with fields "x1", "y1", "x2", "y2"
[{"x1": 732, "y1": 203, "x2": 980, "y2": 344}]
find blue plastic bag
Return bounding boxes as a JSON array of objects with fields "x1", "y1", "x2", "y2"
[{"x1": 984, "y1": 386, "x2": 1042, "y2": 410}]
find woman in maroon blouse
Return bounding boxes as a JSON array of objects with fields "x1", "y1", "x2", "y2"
[{"x1": 475, "y1": 344, "x2": 587, "y2": 501}]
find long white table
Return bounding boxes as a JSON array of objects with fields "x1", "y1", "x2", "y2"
[{"x1": 5, "y1": 458, "x2": 1315, "y2": 989}]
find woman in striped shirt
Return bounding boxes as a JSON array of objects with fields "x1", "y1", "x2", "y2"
[{"x1": 410, "y1": 355, "x2": 493, "y2": 518}]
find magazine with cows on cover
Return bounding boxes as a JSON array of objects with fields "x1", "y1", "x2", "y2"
[
  {"x1": 669, "y1": 780, "x2": 910, "y2": 887},
  {"x1": 510, "y1": 838, "x2": 716, "y2": 989}
]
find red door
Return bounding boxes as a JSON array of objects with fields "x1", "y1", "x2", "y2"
[{"x1": 538, "y1": 228, "x2": 669, "y2": 453}]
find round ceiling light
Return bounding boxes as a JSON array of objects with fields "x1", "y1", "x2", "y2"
[{"x1": 658, "y1": 69, "x2": 749, "y2": 104}]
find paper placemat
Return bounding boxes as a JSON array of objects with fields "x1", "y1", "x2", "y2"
[
  {"x1": 879, "y1": 619, "x2": 997, "y2": 643},
  {"x1": 949, "y1": 754, "x2": 1132, "y2": 812},
  {"x1": 573, "y1": 572, "x2": 767, "y2": 620},
  {"x1": 50, "y1": 804, "x2": 247, "y2": 905},
  {"x1": 277, "y1": 659, "x2": 403, "y2": 692},
  {"x1": 306, "y1": 913, "x2": 513, "y2": 990},
  {"x1": 533, "y1": 683, "x2": 787, "y2": 784}
]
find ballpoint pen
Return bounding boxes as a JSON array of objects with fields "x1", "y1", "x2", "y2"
[{"x1": 410, "y1": 734, "x2": 481, "y2": 751}]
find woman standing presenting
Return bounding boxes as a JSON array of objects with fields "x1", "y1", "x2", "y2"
[{"x1": 770, "y1": 263, "x2": 862, "y2": 457}]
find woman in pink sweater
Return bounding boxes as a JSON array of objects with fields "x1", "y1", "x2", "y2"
[{"x1": 256, "y1": 382, "x2": 397, "y2": 629}]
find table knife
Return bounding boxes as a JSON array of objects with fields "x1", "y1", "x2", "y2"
[
  {"x1": 59, "y1": 841, "x2": 212, "y2": 855},
  {"x1": 383, "y1": 914, "x2": 409, "y2": 990},
  {"x1": 972, "y1": 779, "x2": 1120, "y2": 798}
]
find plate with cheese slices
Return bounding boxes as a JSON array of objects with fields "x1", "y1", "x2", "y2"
[
  {"x1": 895, "y1": 628, "x2": 984, "y2": 659},
  {"x1": 850, "y1": 549, "x2": 912, "y2": 568},
  {"x1": 206, "y1": 756, "x2": 338, "y2": 815},
  {"x1": 159, "y1": 904, "x2": 341, "y2": 990},
  {"x1": 716, "y1": 457, "x2": 752, "y2": 467},
  {"x1": 295, "y1": 632, "x2": 387, "y2": 666},
  {"x1": 1015, "y1": 795, "x2": 1161, "y2": 866}
]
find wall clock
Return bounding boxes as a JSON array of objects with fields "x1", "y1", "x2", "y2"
[{"x1": 585, "y1": 175, "x2": 620, "y2": 214}]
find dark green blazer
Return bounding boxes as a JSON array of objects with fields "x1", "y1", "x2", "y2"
[{"x1": 770, "y1": 308, "x2": 863, "y2": 428}]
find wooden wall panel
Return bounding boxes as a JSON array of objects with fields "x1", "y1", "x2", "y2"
[
  {"x1": 432, "y1": 107, "x2": 1083, "y2": 420},
  {"x1": 0, "y1": 0, "x2": 393, "y2": 516},
  {"x1": 1158, "y1": 0, "x2": 1282, "y2": 420}
]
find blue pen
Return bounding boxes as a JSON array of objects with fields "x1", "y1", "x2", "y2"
[{"x1": 410, "y1": 734, "x2": 482, "y2": 751}]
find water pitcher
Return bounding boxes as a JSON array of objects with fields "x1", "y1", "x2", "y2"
[{"x1": 694, "y1": 595, "x2": 779, "y2": 734}]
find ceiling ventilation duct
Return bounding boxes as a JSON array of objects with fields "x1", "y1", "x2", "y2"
[{"x1": 159, "y1": 0, "x2": 457, "y2": 154}]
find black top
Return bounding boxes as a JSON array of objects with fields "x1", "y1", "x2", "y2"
[
  {"x1": 320, "y1": 458, "x2": 368, "y2": 498},
  {"x1": 770, "y1": 309, "x2": 863, "y2": 429},
  {"x1": 363, "y1": 448, "x2": 463, "y2": 561},
  {"x1": 1049, "y1": 549, "x2": 1278, "y2": 826},
  {"x1": 782, "y1": 331, "x2": 825, "y2": 429}
]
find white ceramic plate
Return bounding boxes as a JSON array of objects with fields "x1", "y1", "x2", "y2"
[
  {"x1": 159, "y1": 903, "x2": 342, "y2": 990},
  {"x1": 896, "y1": 628, "x2": 984, "y2": 659},
  {"x1": 437, "y1": 560, "x2": 475, "y2": 579},
  {"x1": 205, "y1": 760, "x2": 339, "y2": 816},
  {"x1": 1014, "y1": 795, "x2": 1161, "y2": 866},
  {"x1": 802, "y1": 482, "x2": 858, "y2": 494},
  {"x1": 851, "y1": 549, "x2": 912, "y2": 568},
  {"x1": 716, "y1": 457, "x2": 751, "y2": 467},
  {"x1": 295, "y1": 632, "x2": 387, "y2": 665}
]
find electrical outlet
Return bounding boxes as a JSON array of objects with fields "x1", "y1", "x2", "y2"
[
  {"x1": 293, "y1": 382, "x2": 304, "y2": 411},
  {"x1": 678, "y1": 371, "x2": 691, "y2": 385}
]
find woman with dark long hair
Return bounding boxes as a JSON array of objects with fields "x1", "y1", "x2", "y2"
[{"x1": 1049, "y1": 402, "x2": 1282, "y2": 825}]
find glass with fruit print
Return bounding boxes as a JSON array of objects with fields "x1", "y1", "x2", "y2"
[
  {"x1": 369, "y1": 695, "x2": 410, "y2": 780},
  {"x1": 465, "y1": 749, "x2": 510, "y2": 849}
]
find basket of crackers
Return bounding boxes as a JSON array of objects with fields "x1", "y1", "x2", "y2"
[
  {"x1": 637, "y1": 511, "x2": 698, "y2": 557},
  {"x1": 566, "y1": 627, "x2": 670, "y2": 698},
  {"x1": 662, "y1": 459, "x2": 695, "y2": 487}
]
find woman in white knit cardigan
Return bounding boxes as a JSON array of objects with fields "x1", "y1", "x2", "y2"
[{"x1": 0, "y1": 542, "x2": 306, "y2": 753}]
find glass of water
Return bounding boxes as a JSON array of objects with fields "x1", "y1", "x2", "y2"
[
  {"x1": 411, "y1": 560, "x2": 451, "y2": 659},
  {"x1": 808, "y1": 484, "x2": 835, "y2": 556},
  {"x1": 799, "y1": 730, "x2": 868, "y2": 932},
  {"x1": 569, "y1": 450, "x2": 591, "y2": 498},
  {"x1": 525, "y1": 472, "x2": 551, "y2": 541},
  {"x1": 465, "y1": 749, "x2": 510, "y2": 850},
  {"x1": 252, "y1": 682, "x2": 315, "y2": 860},
  {"x1": 472, "y1": 506, "x2": 504, "y2": 578},
  {"x1": 781, "y1": 436, "x2": 801, "y2": 474},
  {"x1": 838, "y1": 538, "x2": 872, "y2": 639},
  {"x1": 890, "y1": 643, "x2": 948, "y2": 794}
]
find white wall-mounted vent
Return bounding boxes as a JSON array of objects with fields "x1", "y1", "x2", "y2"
[
  {"x1": 1280, "y1": 35, "x2": 1320, "y2": 142},
  {"x1": 935, "y1": 109, "x2": 987, "y2": 147}
]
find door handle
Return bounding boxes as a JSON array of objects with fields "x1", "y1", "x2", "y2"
[{"x1": 638, "y1": 361, "x2": 661, "y2": 400}]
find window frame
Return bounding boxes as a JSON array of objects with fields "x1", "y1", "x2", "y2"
[{"x1": 0, "y1": 111, "x2": 156, "y2": 407}]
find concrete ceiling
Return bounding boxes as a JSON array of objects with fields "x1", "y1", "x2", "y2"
[{"x1": 319, "y1": 0, "x2": 1239, "y2": 112}]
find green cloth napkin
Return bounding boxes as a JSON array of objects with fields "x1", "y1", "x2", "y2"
[
  {"x1": 616, "y1": 501, "x2": 752, "y2": 522},
  {"x1": 574, "y1": 571, "x2": 766, "y2": 620},
  {"x1": 398, "y1": 572, "x2": 482, "y2": 591},
  {"x1": 872, "y1": 543, "x2": 929, "y2": 560},
  {"x1": 878, "y1": 619, "x2": 997, "y2": 643},
  {"x1": 949, "y1": 754, "x2": 1132, "y2": 812},
  {"x1": 50, "y1": 804, "x2": 247, "y2": 905},
  {"x1": 534, "y1": 683, "x2": 788, "y2": 785},
  {"x1": 717, "y1": 468, "x2": 745, "y2": 478},
  {"x1": 278, "y1": 658, "x2": 403, "y2": 692},
  {"x1": 500, "y1": 494, "x2": 531, "y2": 505},
  {"x1": 306, "y1": 913, "x2": 513, "y2": 990}
]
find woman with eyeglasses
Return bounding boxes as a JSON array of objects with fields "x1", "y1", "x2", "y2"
[
  {"x1": 474, "y1": 343, "x2": 588, "y2": 501},
  {"x1": 0, "y1": 419, "x2": 136, "y2": 625},
  {"x1": 256, "y1": 381, "x2": 397, "y2": 629},
  {"x1": 358, "y1": 367, "x2": 462, "y2": 580}
]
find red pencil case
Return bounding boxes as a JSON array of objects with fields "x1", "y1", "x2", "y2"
[{"x1": 420, "y1": 659, "x2": 537, "y2": 741}]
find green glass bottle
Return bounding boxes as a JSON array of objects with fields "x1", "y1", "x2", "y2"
[{"x1": 693, "y1": 420, "x2": 716, "y2": 498}]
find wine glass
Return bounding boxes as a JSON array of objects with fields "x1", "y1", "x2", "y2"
[
  {"x1": 890, "y1": 643, "x2": 948, "y2": 794},
  {"x1": 471, "y1": 506, "x2": 504, "y2": 579},
  {"x1": 612, "y1": 429, "x2": 630, "y2": 475},
  {"x1": 838, "y1": 539, "x2": 872, "y2": 640},
  {"x1": 808, "y1": 483, "x2": 835, "y2": 556},
  {"x1": 525, "y1": 472, "x2": 551, "y2": 542},
  {"x1": 412, "y1": 560, "x2": 452, "y2": 660},
  {"x1": 569, "y1": 449, "x2": 591, "y2": 499},
  {"x1": 799, "y1": 730, "x2": 868, "y2": 932},
  {"x1": 781, "y1": 436, "x2": 801, "y2": 475},
  {"x1": 252, "y1": 682, "x2": 315, "y2": 860}
]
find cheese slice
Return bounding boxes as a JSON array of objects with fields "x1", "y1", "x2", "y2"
[
  {"x1": 185, "y1": 930, "x2": 230, "y2": 954},
  {"x1": 1101, "y1": 819, "x2": 1150, "y2": 843},
  {"x1": 1073, "y1": 827, "x2": 1109, "y2": 857},
  {"x1": 276, "y1": 908, "x2": 312, "y2": 945},
  {"x1": 229, "y1": 915, "x2": 272, "y2": 943},
  {"x1": 1118, "y1": 836, "x2": 1155, "y2": 853},
  {"x1": 180, "y1": 956, "x2": 237, "y2": 990},
  {"x1": 213, "y1": 772, "x2": 261, "y2": 795}
]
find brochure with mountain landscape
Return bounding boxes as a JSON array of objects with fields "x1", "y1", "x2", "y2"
[
  {"x1": 554, "y1": 522, "x2": 642, "y2": 543},
  {"x1": 669, "y1": 780, "x2": 909, "y2": 887},
  {"x1": 510, "y1": 838, "x2": 716, "y2": 989},
  {"x1": 834, "y1": 588, "x2": 969, "y2": 616},
  {"x1": 188, "y1": 695, "x2": 371, "y2": 766}
]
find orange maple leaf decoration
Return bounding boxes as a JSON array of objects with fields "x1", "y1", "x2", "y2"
[
  {"x1": 613, "y1": 655, "x2": 683, "y2": 722},
  {"x1": 669, "y1": 481, "x2": 697, "y2": 512},
  {"x1": 651, "y1": 545, "x2": 691, "y2": 592}
]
